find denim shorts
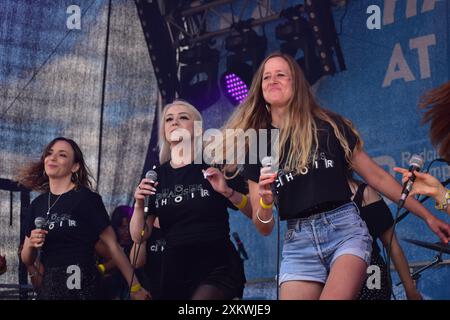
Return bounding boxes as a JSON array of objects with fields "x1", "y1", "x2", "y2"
[{"x1": 279, "y1": 202, "x2": 372, "y2": 285}]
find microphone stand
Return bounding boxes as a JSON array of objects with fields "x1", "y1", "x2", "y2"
[{"x1": 395, "y1": 252, "x2": 443, "y2": 287}]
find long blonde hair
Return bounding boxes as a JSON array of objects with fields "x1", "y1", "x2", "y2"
[
  {"x1": 158, "y1": 100, "x2": 203, "y2": 164},
  {"x1": 222, "y1": 52, "x2": 362, "y2": 174}
]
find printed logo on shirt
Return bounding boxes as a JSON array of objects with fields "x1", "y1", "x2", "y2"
[
  {"x1": 155, "y1": 184, "x2": 210, "y2": 208},
  {"x1": 45, "y1": 212, "x2": 78, "y2": 230},
  {"x1": 276, "y1": 152, "x2": 335, "y2": 188},
  {"x1": 149, "y1": 239, "x2": 166, "y2": 253}
]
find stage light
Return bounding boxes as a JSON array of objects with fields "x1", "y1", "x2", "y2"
[
  {"x1": 220, "y1": 72, "x2": 249, "y2": 106},
  {"x1": 179, "y1": 42, "x2": 220, "y2": 111},
  {"x1": 221, "y1": 20, "x2": 266, "y2": 105}
]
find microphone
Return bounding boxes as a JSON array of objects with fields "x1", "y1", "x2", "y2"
[
  {"x1": 34, "y1": 216, "x2": 46, "y2": 230},
  {"x1": 232, "y1": 232, "x2": 248, "y2": 260},
  {"x1": 261, "y1": 156, "x2": 278, "y2": 207},
  {"x1": 34, "y1": 216, "x2": 46, "y2": 257},
  {"x1": 144, "y1": 170, "x2": 158, "y2": 215},
  {"x1": 398, "y1": 154, "x2": 424, "y2": 208}
]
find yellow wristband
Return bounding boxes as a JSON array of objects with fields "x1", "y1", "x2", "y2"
[
  {"x1": 130, "y1": 283, "x2": 142, "y2": 293},
  {"x1": 259, "y1": 197, "x2": 273, "y2": 209},
  {"x1": 236, "y1": 195, "x2": 248, "y2": 210},
  {"x1": 97, "y1": 263, "x2": 106, "y2": 274},
  {"x1": 435, "y1": 188, "x2": 450, "y2": 211}
]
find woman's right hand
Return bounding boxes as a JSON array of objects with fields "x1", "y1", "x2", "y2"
[
  {"x1": 393, "y1": 167, "x2": 445, "y2": 201},
  {"x1": 134, "y1": 178, "x2": 158, "y2": 208},
  {"x1": 258, "y1": 166, "x2": 277, "y2": 206},
  {"x1": 29, "y1": 229, "x2": 48, "y2": 248}
]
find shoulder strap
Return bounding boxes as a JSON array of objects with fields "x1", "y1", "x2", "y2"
[{"x1": 353, "y1": 183, "x2": 367, "y2": 208}]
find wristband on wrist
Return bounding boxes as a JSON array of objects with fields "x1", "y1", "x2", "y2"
[
  {"x1": 130, "y1": 283, "x2": 142, "y2": 293},
  {"x1": 435, "y1": 188, "x2": 450, "y2": 211},
  {"x1": 235, "y1": 194, "x2": 248, "y2": 210},
  {"x1": 259, "y1": 197, "x2": 273, "y2": 209},
  {"x1": 97, "y1": 263, "x2": 106, "y2": 274},
  {"x1": 256, "y1": 208, "x2": 274, "y2": 224}
]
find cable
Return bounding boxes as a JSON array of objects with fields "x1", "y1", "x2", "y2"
[{"x1": 127, "y1": 217, "x2": 149, "y2": 299}]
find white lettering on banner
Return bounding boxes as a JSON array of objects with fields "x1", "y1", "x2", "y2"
[
  {"x1": 382, "y1": 43, "x2": 415, "y2": 87},
  {"x1": 66, "y1": 5, "x2": 81, "y2": 30},
  {"x1": 383, "y1": 0, "x2": 438, "y2": 25},
  {"x1": 383, "y1": 34, "x2": 436, "y2": 87},
  {"x1": 410, "y1": 34, "x2": 436, "y2": 79},
  {"x1": 406, "y1": 0, "x2": 417, "y2": 19},
  {"x1": 422, "y1": 0, "x2": 439, "y2": 12}
]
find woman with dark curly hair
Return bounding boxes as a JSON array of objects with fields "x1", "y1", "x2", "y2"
[{"x1": 19, "y1": 137, "x2": 149, "y2": 300}]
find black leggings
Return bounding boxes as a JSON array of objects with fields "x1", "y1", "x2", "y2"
[{"x1": 160, "y1": 239, "x2": 245, "y2": 300}]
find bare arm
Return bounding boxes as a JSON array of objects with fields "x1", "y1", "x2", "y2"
[
  {"x1": 393, "y1": 168, "x2": 450, "y2": 215},
  {"x1": 130, "y1": 178, "x2": 156, "y2": 243},
  {"x1": 203, "y1": 167, "x2": 253, "y2": 219},
  {"x1": 380, "y1": 227, "x2": 422, "y2": 300},
  {"x1": 129, "y1": 240, "x2": 147, "y2": 269},
  {"x1": 249, "y1": 178, "x2": 275, "y2": 236},
  {"x1": 21, "y1": 229, "x2": 48, "y2": 266},
  {"x1": 99, "y1": 226, "x2": 150, "y2": 299},
  {"x1": 352, "y1": 150, "x2": 450, "y2": 243}
]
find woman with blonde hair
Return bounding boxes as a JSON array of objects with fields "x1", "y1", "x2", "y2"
[
  {"x1": 223, "y1": 52, "x2": 450, "y2": 299},
  {"x1": 130, "y1": 100, "x2": 250, "y2": 299}
]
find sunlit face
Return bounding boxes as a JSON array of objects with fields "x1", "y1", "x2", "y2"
[
  {"x1": 164, "y1": 104, "x2": 195, "y2": 144},
  {"x1": 261, "y1": 57, "x2": 293, "y2": 108},
  {"x1": 44, "y1": 140, "x2": 79, "y2": 181}
]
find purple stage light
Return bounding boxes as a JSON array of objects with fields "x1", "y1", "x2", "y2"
[{"x1": 221, "y1": 72, "x2": 249, "y2": 105}]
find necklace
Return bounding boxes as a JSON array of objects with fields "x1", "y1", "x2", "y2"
[{"x1": 47, "y1": 192, "x2": 64, "y2": 216}]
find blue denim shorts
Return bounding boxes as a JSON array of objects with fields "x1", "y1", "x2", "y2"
[{"x1": 279, "y1": 202, "x2": 372, "y2": 285}]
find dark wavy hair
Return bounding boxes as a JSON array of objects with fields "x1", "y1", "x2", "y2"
[
  {"x1": 420, "y1": 81, "x2": 450, "y2": 162},
  {"x1": 17, "y1": 137, "x2": 94, "y2": 191}
]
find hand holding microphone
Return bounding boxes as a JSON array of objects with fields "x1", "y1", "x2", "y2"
[
  {"x1": 393, "y1": 154, "x2": 424, "y2": 208},
  {"x1": 259, "y1": 157, "x2": 277, "y2": 207},
  {"x1": 134, "y1": 170, "x2": 158, "y2": 215},
  {"x1": 30, "y1": 217, "x2": 48, "y2": 249}
]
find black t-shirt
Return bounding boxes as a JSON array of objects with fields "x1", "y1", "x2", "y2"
[
  {"x1": 147, "y1": 162, "x2": 246, "y2": 248},
  {"x1": 242, "y1": 115, "x2": 358, "y2": 220},
  {"x1": 354, "y1": 183, "x2": 394, "y2": 254},
  {"x1": 26, "y1": 187, "x2": 110, "y2": 267}
]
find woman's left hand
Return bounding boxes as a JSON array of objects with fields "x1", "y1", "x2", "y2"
[
  {"x1": 425, "y1": 216, "x2": 450, "y2": 244},
  {"x1": 405, "y1": 287, "x2": 422, "y2": 300},
  {"x1": 203, "y1": 167, "x2": 231, "y2": 197}
]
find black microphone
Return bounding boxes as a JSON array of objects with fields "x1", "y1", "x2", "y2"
[
  {"x1": 232, "y1": 232, "x2": 248, "y2": 260},
  {"x1": 144, "y1": 170, "x2": 158, "y2": 216},
  {"x1": 34, "y1": 216, "x2": 46, "y2": 230},
  {"x1": 34, "y1": 216, "x2": 46, "y2": 257},
  {"x1": 398, "y1": 154, "x2": 424, "y2": 208}
]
